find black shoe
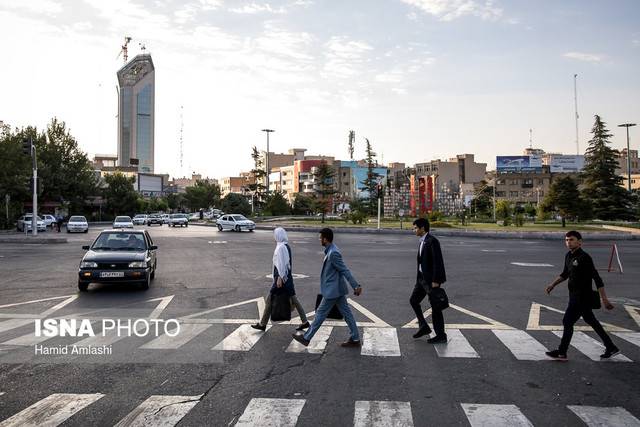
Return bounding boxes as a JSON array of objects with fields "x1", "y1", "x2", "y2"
[
  {"x1": 545, "y1": 350, "x2": 568, "y2": 360},
  {"x1": 412, "y1": 324, "x2": 432, "y2": 339},
  {"x1": 340, "y1": 338, "x2": 362, "y2": 348},
  {"x1": 600, "y1": 346, "x2": 620, "y2": 359},
  {"x1": 292, "y1": 333, "x2": 310, "y2": 347},
  {"x1": 296, "y1": 321, "x2": 310, "y2": 331},
  {"x1": 426, "y1": 335, "x2": 447, "y2": 344},
  {"x1": 251, "y1": 323, "x2": 266, "y2": 331}
]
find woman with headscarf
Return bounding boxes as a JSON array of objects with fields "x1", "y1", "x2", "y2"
[{"x1": 252, "y1": 227, "x2": 309, "y2": 331}]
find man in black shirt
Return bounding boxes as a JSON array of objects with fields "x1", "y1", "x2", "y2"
[{"x1": 545, "y1": 230, "x2": 619, "y2": 360}]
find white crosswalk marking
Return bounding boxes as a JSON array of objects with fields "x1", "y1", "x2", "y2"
[
  {"x1": 140, "y1": 324, "x2": 212, "y2": 349},
  {"x1": 361, "y1": 328, "x2": 401, "y2": 357},
  {"x1": 433, "y1": 329, "x2": 480, "y2": 358},
  {"x1": 492, "y1": 330, "x2": 549, "y2": 361},
  {"x1": 568, "y1": 405, "x2": 640, "y2": 427},
  {"x1": 551, "y1": 331, "x2": 632, "y2": 362},
  {"x1": 235, "y1": 398, "x2": 306, "y2": 426},
  {"x1": 212, "y1": 324, "x2": 271, "y2": 351},
  {"x1": 1, "y1": 328, "x2": 51, "y2": 346},
  {"x1": 461, "y1": 403, "x2": 533, "y2": 427},
  {"x1": 353, "y1": 401, "x2": 414, "y2": 427},
  {"x1": 0, "y1": 319, "x2": 33, "y2": 335},
  {"x1": 286, "y1": 326, "x2": 332, "y2": 354},
  {"x1": 113, "y1": 394, "x2": 202, "y2": 427},
  {"x1": 613, "y1": 332, "x2": 640, "y2": 349},
  {"x1": 0, "y1": 393, "x2": 104, "y2": 427},
  {"x1": 74, "y1": 327, "x2": 127, "y2": 348}
]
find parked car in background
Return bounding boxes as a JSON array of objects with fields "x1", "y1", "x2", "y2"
[
  {"x1": 42, "y1": 214, "x2": 57, "y2": 228},
  {"x1": 161, "y1": 214, "x2": 170, "y2": 224},
  {"x1": 113, "y1": 216, "x2": 134, "y2": 229},
  {"x1": 67, "y1": 215, "x2": 89, "y2": 233},
  {"x1": 17, "y1": 214, "x2": 46, "y2": 232},
  {"x1": 147, "y1": 214, "x2": 163, "y2": 226},
  {"x1": 189, "y1": 212, "x2": 200, "y2": 221},
  {"x1": 168, "y1": 213, "x2": 189, "y2": 227},
  {"x1": 132, "y1": 214, "x2": 148, "y2": 225},
  {"x1": 216, "y1": 214, "x2": 255, "y2": 232}
]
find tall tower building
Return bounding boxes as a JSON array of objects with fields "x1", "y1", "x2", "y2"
[{"x1": 117, "y1": 54, "x2": 155, "y2": 173}]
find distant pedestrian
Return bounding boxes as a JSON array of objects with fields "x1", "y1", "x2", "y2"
[
  {"x1": 292, "y1": 228, "x2": 362, "y2": 348},
  {"x1": 410, "y1": 218, "x2": 448, "y2": 343},
  {"x1": 252, "y1": 227, "x2": 309, "y2": 331},
  {"x1": 545, "y1": 230, "x2": 619, "y2": 360},
  {"x1": 56, "y1": 214, "x2": 64, "y2": 233}
]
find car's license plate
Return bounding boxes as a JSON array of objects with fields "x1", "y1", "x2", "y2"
[{"x1": 100, "y1": 271, "x2": 124, "y2": 278}]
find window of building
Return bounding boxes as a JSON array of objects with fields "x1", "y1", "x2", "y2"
[
  {"x1": 496, "y1": 191, "x2": 506, "y2": 197},
  {"x1": 496, "y1": 179, "x2": 505, "y2": 185},
  {"x1": 537, "y1": 179, "x2": 544, "y2": 185},
  {"x1": 510, "y1": 191, "x2": 519, "y2": 197},
  {"x1": 509, "y1": 179, "x2": 518, "y2": 185}
]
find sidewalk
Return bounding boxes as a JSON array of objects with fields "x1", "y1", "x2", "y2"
[{"x1": 0, "y1": 231, "x2": 68, "y2": 244}]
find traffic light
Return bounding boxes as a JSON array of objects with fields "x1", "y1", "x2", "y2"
[{"x1": 22, "y1": 138, "x2": 32, "y2": 155}]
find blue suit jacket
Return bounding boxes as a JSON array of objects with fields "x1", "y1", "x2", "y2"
[{"x1": 320, "y1": 243, "x2": 360, "y2": 299}]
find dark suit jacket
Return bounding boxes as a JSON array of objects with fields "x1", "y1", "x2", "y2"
[{"x1": 416, "y1": 233, "x2": 446, "y2": 287}]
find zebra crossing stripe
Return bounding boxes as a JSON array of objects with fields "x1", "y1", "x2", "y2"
[
  {"x1": 551, "y1": 331, "x2": 632, "y2": 362},
  {"x1": 434, "y1": 329, "x2": 480, "y2": 358},
  {"x1": 212, "y1": 324, "x2": 271, "y2": 351},
  {"x1": 492, "y1": 330, "x2": 549, "y2": 361},
  {"x1": 74, "y1": 326, "x2": 127, "y2": 348},
  {"x1": 353, "y1": 401, "x2": 414, "y2": 427},
  {"x1": 286, "y1": 326, "x2": 332, "y2": 354},
  {"x1": 113, "y1": 394, "x2": 202, "y2": 427},
  {"x1": 361, "y1": 328, "x2": 401, "y2": 357},
  {"x1": 0, "y1": 319, "x2": 33, "y2": 335},
  {"x1": 140, "y1": 323, "x2": 212, "y2": 350},
  {"x1": 0, "y1": 393, "x2": 104, "y2": 427},
  {"x1": 613, "y1": 332, "x2": 640, "y2": 349},
  {"x1": 235, "y1": 398, "x2": 306, "y2": 426},
  {"x1": 461, "y1": 403, "x2": 533, "y2": 427},
  {"x1": 568, "y1": 405, "x2": 640, "y2": 427},
  {"x1": 1, "y1": 324, "x2": 51, "y2": 346}
]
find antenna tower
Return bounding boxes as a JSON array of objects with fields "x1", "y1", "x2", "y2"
[
  {"x1": 574, "y1": 74, "x2": 580, "y2": 154},
  {"x1": 116, "y1": 36, "x2": 132, "y2": 63},
  {"x1": 529, "y1": 128, "x2": 533, "y2": 148},
  {"x1": 179, "y1": 106, "x2": 184, "y2": 171}
]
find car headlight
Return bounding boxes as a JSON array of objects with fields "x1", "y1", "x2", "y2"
[
  {"x1": 128, "y1": 261, "x2": 147, "y2": 268},
  {"x1": 80, "y1": 261, "x2": 98, "y2": 268}
]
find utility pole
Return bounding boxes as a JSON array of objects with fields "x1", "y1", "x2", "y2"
[
  {"x1": 618, "y1": 123, "x2": 637, "y2": 191},
  {"x1": 492, "y1": 178, "x2": 497, "y2": 222},
  {"x1": 22, "y1": 138, "x2": 38, "y2": 235},
  {"x1": 261, "y1": 129, "x2": 274, "y2": 195},
  {"x1": 574, "y1": 74, "x2": 580, "y2": 155}
]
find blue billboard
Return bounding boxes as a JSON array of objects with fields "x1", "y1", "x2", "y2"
[{"x1": 496, "y1": 155, "x2": 542, "y2": 172}]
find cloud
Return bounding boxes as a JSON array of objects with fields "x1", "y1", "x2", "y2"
[
  {"x1": 228, "y1": 3, "x2": 286, "y2": 14},
  {"x1": 563, "y1": 52, "x2": 604, "y2": 63},
  {"x1": 401, "y1": 0, "x2": 503, "y2": 21},
  {"x1": 0, "y1": 0, "x2": 63, "y2": 15},
  {"x1": 322, "y1": 36, "x2": 373, "y2": 79}
]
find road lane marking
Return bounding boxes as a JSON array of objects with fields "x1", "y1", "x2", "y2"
[
  {"x1": 510, "y1": 262, "x2": 554, "y2": 267},
  {"x1": 527, "y1": 302, "x2": 631, "y2": 332},
  {"x1": 290, "y1": 298, "x2": 391, "y2": 328},
  {"x1": 461, "y1": 403, "x2": 533, "y2": 427},
  {"x1": 181, "y1": 297, "x2": 265, "y2": 324},
  {"x1": 482, "y1": 249, "x2": 506, "y2": 253},
  {"x1": 567, "y1": 405, "x2": 640, "y2": 427},
  {"x1": 114, "y1": 394, "x2": 202, "y2": 427},
  {"x1": 0, "y1": 295, "x2": 76, "y2": 310},
  {"x1": 0, "y1": 319, "x2": 34, "y2": 335},
  {"x1": 235, "y1": 398, "x2": 305, "y2": 426},
  {"x1": 492, "y1": 330, "x2": 549, "y2": 361},
  {"x1": 0, "y1": 393, "x2": 104, "y2": 427},
  {"x1": 361, "y1": 328, "x2": 401, "y2": 357},
  {"x1": 403, "y1": 304, "x2": 514, "y2": 330},
  {"x1": 212, "y1": 324, "x2": 271, "y2": 351},
  {"x1": 147, "y1": 295, "x2": 175, "y2": 320},
  {"x1": 613, "y1": 332, "x2": 640, "y2": 349},
  {"x1": 286, "y1": 326, "x2": 332, "y2": 354},
  {"x1": 433, "y1": 329, "x2": 480, "y2": 358},
  {"x1": 551, "y1": 331, "x2": 632, "y2": 362},
  {"x1": 353, "y1": 401, "x2": 413, "y2": 427},
  {"x1": 625, "y1": 305, "x2": 640, "y2": 328},
  {"x1": 140, "y1": 323, "x2": 212, "y2": 349}
]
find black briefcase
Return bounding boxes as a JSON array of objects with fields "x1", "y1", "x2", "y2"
[
  {"x1": 315, "y1": 294, "x2": 343, "y2": 320},
  {"x1": 271, "y1": 293, "x2": 292, "y2": 321},
  {"x1": 590, "y1": 290, "x2": 601, "y2": 310},
  {"x1": 428, "y1": 287, "x2": 449, "y2": 311}
]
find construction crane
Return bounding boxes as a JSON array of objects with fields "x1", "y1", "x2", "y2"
[{"x1": 116, "y1": 36, "x2": 133, "y2": 63}]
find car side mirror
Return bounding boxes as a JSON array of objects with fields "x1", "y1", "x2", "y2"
[
  {"x1": 82, "y1": 245, "x2": 90, "y2": 250},
  {"x1": 150, "y1": 245, "x2": 158, "y2": 250}
]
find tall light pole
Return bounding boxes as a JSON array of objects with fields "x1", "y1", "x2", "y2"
[
  {"x1": 618, "y1": 123, "x2": 636, "y2": 191},
  {"x1": 261, "y1": 129, "x2": 274, "y2": 194}
]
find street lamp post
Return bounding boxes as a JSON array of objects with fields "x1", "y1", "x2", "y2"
[
  {"x1": 261, "y1": 129, "x2": 274, "y2": 195},
  {"x1": 618, "y1": 123, "x2": 636, "y2": 191}
]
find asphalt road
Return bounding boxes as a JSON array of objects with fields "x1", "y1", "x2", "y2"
[{"x1": 0, "y1": 225, "x2": 639, "y2": 426}]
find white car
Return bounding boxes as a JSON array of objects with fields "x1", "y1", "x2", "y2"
[
  {"x1": 42, "y1": 214, "x2": 57, "y2": 228},
  {"x1": 216, "y1": 214, "x2": 255, "y2": 232},
  {"x1": 133, "y1": 214, "x2": 148, "y2": 225},
  {"x1": 168, "y1": 213, "x2": 189, "y2": 227},
  {"x1": 67, "y1": 215, "x2": 89, "y2": 233},
  {"x1": 161, "y1": 214, "x2": 170, "y2": 224},
  {"x1": 113, "y1": 216, "x2": 134, "y2": 228},
  {"x1": 17, "y1": 214, "x2": 46, "y2": 232}
]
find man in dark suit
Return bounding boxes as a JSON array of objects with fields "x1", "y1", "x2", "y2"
[{"x1": 410, "y1": 217, "x2": 447, "y2": 343}]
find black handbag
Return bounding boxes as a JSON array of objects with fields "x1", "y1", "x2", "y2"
[
  {"x1": 271, "y1": 293, "x2": 292, "y2": 321},
  {"x1": 428, "y1": 287, "x2": 449, "y2": 311},
  {"x1": 315, "y1": 294, "x2": 343, "y2": 320},
  {"x1": 590, "y1": 290, "x2": 601, "y2": 310}
]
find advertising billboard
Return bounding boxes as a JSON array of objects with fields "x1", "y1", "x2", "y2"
[
  {"x1": 496, "y1": 155, "x2": 543, "y2": 172},
  {"x1": 549, "y1": 155, "x2": 585, "y2": 173}
]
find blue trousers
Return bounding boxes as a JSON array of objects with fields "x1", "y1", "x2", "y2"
[{"x1": 304, "y1": 295, "x2": 360, "y2": 342}]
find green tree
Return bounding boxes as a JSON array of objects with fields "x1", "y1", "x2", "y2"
[
  {"x1": 348, "y1": 130, "x2": 355, "y2": 159},
  {"x1": 495, "y1": 200, "x2": 512, "y2": 225},
  {"x1": 470, "y1": 180, "x2": 494, "y2": 218},
  {"x1": 540, "y1": 176, "x2": 590, "y2": 227},
  {"x1": 248, "y1": 146, "x2": 267, "y2": 210},
  {"x1": 221, "y1": 193, "x2": 251, "y2": 216},
  {"x1": 164, "y1": 193, "x2": 185, "y2": 211},
  {"x1": 361, "y1": 138, "x2": 381, "y2": 215},
  {"x1": 292, "y1": 193, "x2": 314, "y2": 215},
  {"x1": 264, "y1": 192, "x2": 291, "y2": 216},
  {"x1": 103, "y1": 173, "x2": 139, "y2": 217},
  {"x1": 184, "y1": 180, "x2": 221, "y2": 211},
  {"x1": 581, "y1": 115, "x2": 634, "y2": 220},
  {"x1": 313, "y1": 161, "x2": 337, "y2": 223},
  {"x1": 0, "y1": 125, "x2": 32, "y2": 228}
]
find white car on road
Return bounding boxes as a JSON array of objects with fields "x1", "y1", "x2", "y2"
[
  {"x1": 67, "y1": 215, "x2": 89, "y2": 233},
  {"x1": 42, "y1": 214, "x2": 57, "y2": 228},
  {"x1": 168, "y1": 213, "x2": 189, "y2": 227},
  {"x1": 17, "y1": 214, "x2": 46, "y2": 232},
  {"x1": 216, "y1": 214, "x2": 255, "y2": 232},
  {"x1": 113, "y1": 216, "x2": 134, "y2": 229},
  {"x1": 133, "y1": 214, "x2": 148, "y2": 225}
]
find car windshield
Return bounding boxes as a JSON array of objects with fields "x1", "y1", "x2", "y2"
[
  {"x1": 92, "y1": 232, "x2": 147, "y2": 251},
  {"x1": 171, "y1": 214, "x2": 186, "y2": 218},
  {"x1": 149, "y1": 215, "x2": 160, "y2": 218},
  {"x1": 232, "y1": 215, "x2": 247, "y2": 221},
  {"x1": 25, "y1": 215, "x2": 43, "y2": 221},
  {"x1": 134, "y1": 215, "x2": 146, "y2": 218},
  {"x1": 115, "y1": 216, "x2": 131, "y2": 222},
  {"x1": 69, "y1": 216, "x2": 86, "y2": 222}
]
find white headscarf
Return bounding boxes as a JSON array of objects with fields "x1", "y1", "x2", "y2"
[{"x1": 273, "y1": 227, "x2": 290, "y2": 282}]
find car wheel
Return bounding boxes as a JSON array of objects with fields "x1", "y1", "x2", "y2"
[
  {"x1": 249, "y1": 229, "x2": 254, "y2": 232},
  {"x1": 84, "y1": 229, "x2": 88, "y2": 233},
  {"x1": 141, "y1": 274, "x2": 150, "y2": 290},
  {"x1": 217, "y1": 224, "x2": 223, "y2": 232},
  {"x1": 78, "y1": 281, "x2": 89, "y2": 292},
  {"x1": 235, "y1": 225, "x2": 240, "y2": 232},
  {"x1": 185, "y1": 223, "x2": 188, "y2": 227},
  {"x1": 67, "y1": 229, "x2": 70, "y2": 233}
]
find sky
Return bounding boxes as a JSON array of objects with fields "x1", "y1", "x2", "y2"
[{"x1": 1, "y1": 0, "x2": 639, "y2": 180}]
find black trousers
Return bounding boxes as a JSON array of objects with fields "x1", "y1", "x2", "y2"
[
  {"x1": 410, "y1": 280, "x2": 445, "y2": 337},
  {"x1": 559, "y1": 296, "x2": 615, "y2": 354}
]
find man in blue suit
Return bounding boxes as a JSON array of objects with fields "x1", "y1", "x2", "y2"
[{"x1": 292, "y1": 228, "x2": 363, "y2": 348}]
